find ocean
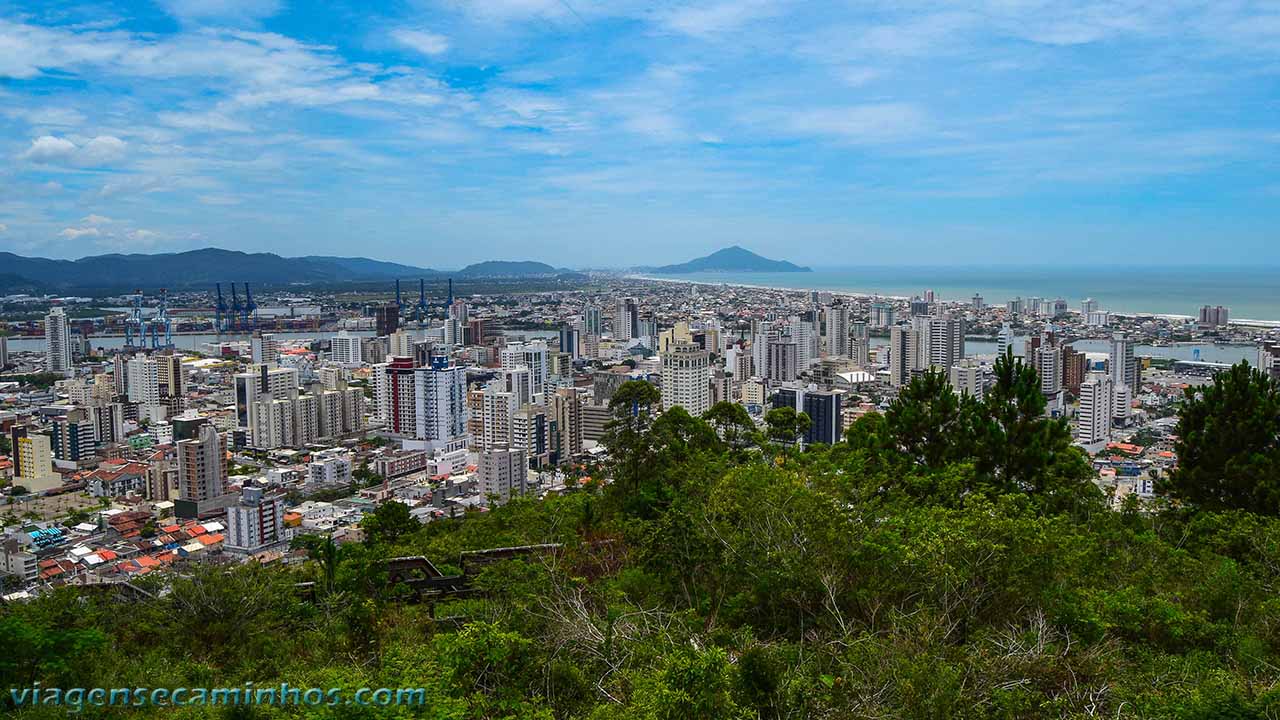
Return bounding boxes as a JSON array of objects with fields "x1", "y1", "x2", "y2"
[{"x1": 658, "y1": 266, "x2": 1280, "y2": 322}]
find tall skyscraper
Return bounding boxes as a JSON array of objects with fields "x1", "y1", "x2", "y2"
[
  {"x1": 559, "y1": 325, "x2": 580, "y2": 360},
  {"x1": 791, "y1": 311, "x2": 819, "y2": 369},
  {"x1": 1077, "y1": 374, "x2": 1113, "y2": 445},
  {"x1": 413, "y1": 358, "x2": 468, "y2": 452},
  {"x1": 765, "y1": 340, "x2": 798, "y2": 383},
  {"x1": 997, "y1": 323, "x2": 1015, "y2": 360},
  {"x1": 552, "y1": 388, "x2": 584, "y2": 461},
  {"x1": 849, "y1": 321, "x2": 869, "y2": 366},
  {"x1": 375, "y1": 303, "x2": 400, "y2": 336},
  {"x1": 482, "y1": 380, "x2": 518, "y2": 450},
  {"x1": 661, "y1": 341, "x2": 712, "y2": 416},
  {"x1": 583, "y1": 303, "x2": 602, "y2": 336},
  {"x1": 126, "y1": 356, "x2": 161, "y2": 405},
  {"x1": 50, "y1": 408, "x2": 97, "y2": 463},
  {"x1": 44, "y1": 306, "x2": 72, "y2": 375},
  {"x1": 1036, "y1": 343, "x2": 1063, "y2": 396},
  {"x1": 919, "y1": 314, "x2": 966, "y2": 370},
  {"x1": 889, "y1": 324, "x2": 918, "y2": 388},
  {"x1": 1109, "y1": 333, "x2": 1139, "y2": 391},
  {"x1": 615, "y1": 298, "x2": 639, "y2": 341},
  {"x1": 176, "y1": 421, "x2": 231, "y2": 517},
  {"x1": 512, "y1": 405, "x2": 551, "y2": 468},
  {"x1": 156, "y1": 354, "x2": 184, "y2": 401}
]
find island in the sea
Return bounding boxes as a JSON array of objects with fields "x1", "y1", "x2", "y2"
[{"x1": 644, "y1": 245, "x2": 812, "y2": 274}]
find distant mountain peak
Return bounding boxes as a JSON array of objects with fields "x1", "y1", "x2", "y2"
[{"x1": 649, "y1": 246, "x2": 811, "y2": 274}]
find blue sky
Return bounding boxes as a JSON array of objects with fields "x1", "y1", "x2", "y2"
[{"x1": 1, "y1": 0, "x2": 1278, "y2": 269}]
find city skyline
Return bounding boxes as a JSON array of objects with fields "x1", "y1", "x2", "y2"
[{"x1": 2, "y1": 1, "x2": 1279, "y2": 266}]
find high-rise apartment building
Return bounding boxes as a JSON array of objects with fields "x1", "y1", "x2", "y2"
[
  {"x1": 225, "y1": 486, "x2": 285, "y2": 553},
  {"x1": 552, "y1": 388, "x2": 584, "y2": 462},
  {"x1": 478, "y1": 448, "x2": 527, "y2": 506},
  {"x1": 250, "y1": 332, "x2": 280, "y2": 364},
  {"x1": 615, "y1": 298, "x2": 639, "y2": 341},
  {"x1": 500, "y1": 341, "x2": 549, "y2": 399},
  {"x1": 331, "y1": 332, "x2": 363, "y2": 365},
  {"x1": 765, "y1": 341, "x2": 798, "y2": 383},
  {"x1": 889, "y1": 324, "x2": 919, "y2": 387},
  {"x1": 1077, "y1": 374, "x2": 1113, "y2": 445},
  {"x1": 770, "y1": 384, "x2": 843, "y2": 445},
  {"x1": 1198, "y1": 305, "x2": 1230, "y2": 329},
  {"x1": 949, "y1": 360, "x2": 983, "y2": 399},
  {"x1": 44, "y1": 306, "x2": 72, "y2": 375},
  {"x1": 660, "y1": 341, "x2": 711, "y2": 416},
  {"x1": 176, "y1": 421, "x2": 231, "y2": 518},
  {"x1": 234, "y1": 364, "x2": 300, "y2": 426},
  {"x1": 127, "y1": 356, "x2": 161, "y2": 405},
  {"x1": 1109, "y1": 333, "x2": 1140, "y2": 391},
  {"x1": 11, "y1": 428, "x2": 61, "y2": 492}
]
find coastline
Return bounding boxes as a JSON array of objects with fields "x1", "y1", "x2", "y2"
[{"x1": 629, "y1": 274, "x2": 1280, "y2": 328}]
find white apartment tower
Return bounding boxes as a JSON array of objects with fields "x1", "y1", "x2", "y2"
[
  {"x1": 1077, "y1": 374, "x2": 1114, "y2": 445},
  {"x1": 661, "y1": 341, "x2": 712, "y2": 416},
  {"x1": 44, "y1": 306, "x2": 72, "y2": 375},
  {"x1": 331, "y1": 332, "x2": 363, "y2": 365}
]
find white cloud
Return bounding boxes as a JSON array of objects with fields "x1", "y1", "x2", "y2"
[
  {"x1": 157, "y1": 110, "x2": 251, "y2": 132},
  {"x1": 82, "y1": 214, "x2": 114, "y2": 225},
  {"x1": 391, "y1": 29, "x2": 449, "y2": 56},
  {"x1": 0, "y1": 223, "x2": 7, "y2": 233},
  {"x1": 155, "y1": 0, "x2": 284, "y2": 24},
  {"x1": 660, "y1": 0, "x2": 786, "y2": 38},
  {"x1": 20, "y1": 135, "x2": 127, "y2": 166},
  {"x1": 777, "y1": 103, "x2": 928, "y2": 144},
  {"x1": 21, "y1": 135, "x2": 77, "y2": 163},
  {"x1": 59, "y1": 227, "x2": 101, "y2": 239}
]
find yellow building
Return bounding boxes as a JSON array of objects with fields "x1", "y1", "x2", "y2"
[{"x1": 15, "y1": 434, "x2": 61, "y2": 492}]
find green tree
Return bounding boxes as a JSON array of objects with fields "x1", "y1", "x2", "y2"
[
  {"x1": 1167, "y1": 361, "x2": 1280, "y2": 514},
  {"x1": 360, "y1": 500, "x2": 420, "y2": 545},
  {"x1": 764, "y1": 406, "x2": 810, "y2": 446},
  {"x1": 703, "y1": 401, "x2": 760, "y2": 452},
  {"x1": 603, "y1": 380, "x2": 662, "y2": 492},
  {"x1": 883, "y1": 368, "x2": 976, "y2": 470},
  {"x1": 970, "y1": 348, "x2": 1095, "y2": 510}
]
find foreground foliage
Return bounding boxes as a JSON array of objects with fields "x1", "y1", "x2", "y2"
[{"x1": 4, "y1": 359, "x2": 1280, "y2": 718}]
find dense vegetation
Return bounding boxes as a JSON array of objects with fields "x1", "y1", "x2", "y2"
[{"x1": 4, "y1": 355, "x2": 1280, "y2": 718}]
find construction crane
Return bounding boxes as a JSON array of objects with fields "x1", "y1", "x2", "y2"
[
  {"x1": 148, "y1": 288, "x2": 173, "y2": 349},
  {"x1": 214, "y1": 283, "x2": 228, "y2": 334},
  {"x1": 124, "y1": 290, "x2": 145, "y2": 348},
  {"x1": 242, "y1": 283, "x2": 257, "y2": 330},
  {"x1": 229, "y1": 283, "x2": 242, "y2": 332},
  {"x1": 416, "y1": 278, "x2": 429, "y2": 324}
]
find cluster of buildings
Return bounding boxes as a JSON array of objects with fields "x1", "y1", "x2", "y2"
[{"x1": 5, "y1": 276, "x2": 1280, "y2": 598}]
